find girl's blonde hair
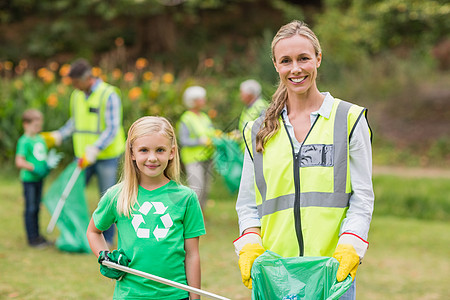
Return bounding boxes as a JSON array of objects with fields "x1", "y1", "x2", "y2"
[
  {"x1": 117, "y1": 116, "x2": 180, "y2": 216},
  {"x1": 255, "y1": 20, "x2": 322, "y2": 152}
]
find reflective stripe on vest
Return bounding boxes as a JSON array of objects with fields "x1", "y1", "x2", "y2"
[
  {"x1": 71, "y1": 82, "x2": 125, "y2": 159},
  {"x1": 245, "y1": 99, "x2": 367, "y2": 257}
]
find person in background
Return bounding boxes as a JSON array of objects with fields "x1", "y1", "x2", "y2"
[
  {"x1": 238, "y1": 79, "x2": 268, "y2": 134},
  {"x1": 87, "y1": 116, "x2": 205, "y2": 300},
  {"x1": 41, "y1": 58, "x2": 125, "y2": 245},
  {"x1": 177, "y1": 86, "x2": 215, "y2": 210},
  {"x1": 233, "y1": 20, "x2": 374, "y2": 299},
  {"x1": 15, "y1": 109, "x2": 62, "y2": 248}
]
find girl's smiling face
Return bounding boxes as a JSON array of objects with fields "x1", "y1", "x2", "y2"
[
  {"x1": 273, "y1": 34, "x2": 322, "y2": 96},
  {"x1": 131, "y1": 132, "x2": 175, "y2": 187}
]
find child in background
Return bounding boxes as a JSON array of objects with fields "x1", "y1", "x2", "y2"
[
  {"x1": 15, "y1": 109, "x2": 62, "y2": 248},
  {"x1": 87, "y1": 116, "x2": 205, "y2": 300}
]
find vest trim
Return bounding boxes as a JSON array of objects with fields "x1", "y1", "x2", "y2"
[
  {"x1": 257, "y1": 192, "x2": 351, "y2": 218},
  {"x1": 72, "y1": 86, "x2": 111, "y2": 135}
]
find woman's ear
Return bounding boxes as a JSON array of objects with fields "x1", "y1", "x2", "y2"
[
  {"x1": 316, "y1": 52, "x2": 322, "y2": 68},
  {"x1": 273, "y1": 59, "x2": 279, "y2": 73}
]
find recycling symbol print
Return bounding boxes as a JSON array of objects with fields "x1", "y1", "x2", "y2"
[{"x1": 132, "y1": 201, "x2": 173, "y2": 241}]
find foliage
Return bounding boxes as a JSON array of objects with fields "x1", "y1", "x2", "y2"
[
  {"x1": 0, "y1": 58, "x2": 254, "y2": 166},
  {"x1": 315, "y1": 0, "x2": 450, "y2": 71}
]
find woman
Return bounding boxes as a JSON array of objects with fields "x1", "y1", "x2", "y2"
[
  {"x1": 177, "y1": 86, "x2": 215, "y2": 210},
  {"x1": 234, "y1": 20, "x2": 374, "y2": 299}
]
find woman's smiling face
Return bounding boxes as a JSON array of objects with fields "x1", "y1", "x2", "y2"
[{"x1": 273, "y1": 34, "x2": 322, "y2": 96}]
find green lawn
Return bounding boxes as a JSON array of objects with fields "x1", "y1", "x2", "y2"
[{"x1": 1, "y1": 169, "x2": 449, "y2": 299}]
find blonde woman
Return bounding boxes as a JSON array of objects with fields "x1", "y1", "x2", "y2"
[
  {"x1": 234, "y1": 21, "x2": 374, "y2": 299},
  {"x1": 87, "y1": 116, "x2": 205, "y2": 300}
]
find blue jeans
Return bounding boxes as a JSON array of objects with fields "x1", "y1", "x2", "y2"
[
  {"x1": 85, "y1": 156, "x2": 120, "y2": 244},
  {"x1": 22, "y1": 181, "x2": 43, "y2": 243},
  {"x1": 339, "y1": 280, "x2": 356, "y2": 300}
]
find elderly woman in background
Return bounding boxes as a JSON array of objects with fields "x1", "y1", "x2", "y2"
[{"x1": 177, "y1": 86, "x2": 216, "y2": 210}]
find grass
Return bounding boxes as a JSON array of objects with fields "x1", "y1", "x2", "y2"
[{"x1": 0, "y1": 169, "x2": 449, "y2": 299}]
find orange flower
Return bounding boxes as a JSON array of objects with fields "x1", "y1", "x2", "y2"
[
  {"x1": 19, "y1": 59, "x2": 28, "y2": 69},
  {"x1": 124, "y1": 72, "x2": 135, "y2": 82},
  {"x1": 143, "y1": 71, "x2": 154, "y2": 81},
  {"x1": 15, "y1": 66, "x2": 24, "y2": 75},
  {"x1": 37, "y1": 68, "x2": 55, "y2": 83},
  {"x1": 204, "y1": 58, "x2": 214, "y2": 68},
  {"x1": 61, "y1": 76, "x2": 72, "y2": 86},
  {"x1": 115, "y1": 37, "x2": 124, "y2": 47},
  {"x1": 92, "y1": 67, "x2": 102, "y2": 77},
  {"x1": 208, "y1": 109, "x2": 218, "y2": 119},
  {"x1": 37, "y1": 67, "x2": 49, "y2": 78},
  {"x1": 47, "y1": 93, "x2": 58, "y2": 107},
  {"x1": 4, "y1": 61, "x2": 13, "y2": 70},
  {"x1": 49, "y1": 61, "x2": 59, "y2": 71},
  {"x1": 128, "y1": 87, "x2": 142, "y2": 101},
  {"x1": 59, "y1": 64, "x2": 71, "y2": 77},
  {"x1": 135, "y1": 58, "x2": 148, "y2": 70},
  {"x1": 43, "y1": 72, "x2": 55, "y2": 84},
  {"x1": 162, "y1": 72, "x2": 174, "y2": 84},
  {"x1": 112, "y1": 68, "x2": 122, "y2": 80}
]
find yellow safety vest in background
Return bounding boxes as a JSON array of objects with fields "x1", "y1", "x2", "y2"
[
  {"x1": 244, "y1": 99, "x2": 369, "y2": 257},
  {"x1": 239, "y1": 98, "x2": 268, "y2": 133},
  {"x1": 70, "y1": 81, "x2": 125, "y2": 159},
  {"x1": 178, "y1": 111, "x2": 215, "y2": 165}
]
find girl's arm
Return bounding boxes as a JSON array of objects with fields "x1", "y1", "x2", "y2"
[
  {"x1": 86, "y1": 217, "x2": 109, "y2": 258},
  {"x1": 184, "y1": 237, "x2": 201, "y2": 300}
]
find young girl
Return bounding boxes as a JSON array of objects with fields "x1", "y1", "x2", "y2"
[{"x1": 87, "y1": 116, "x2": 205, "y2": 300}]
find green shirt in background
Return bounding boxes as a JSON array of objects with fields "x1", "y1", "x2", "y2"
[
  {"x1": 93, "y1": 180, "x2": 206, "y2": 300},
  {"x1": 16, "y1": 134, "x2": 48, "y2": 182}
]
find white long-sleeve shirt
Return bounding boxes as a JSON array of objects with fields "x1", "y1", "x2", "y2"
[{"x1": 236, "y1": 92, "x2": 374, "y2": 257}]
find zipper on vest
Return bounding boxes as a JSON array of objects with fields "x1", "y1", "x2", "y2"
[
  {"x1": 293, "y1": 151, "x2": 304, "y2": 256},
  {"x1": 282, "y1": 113, "x2": 320, "y2": 257}
]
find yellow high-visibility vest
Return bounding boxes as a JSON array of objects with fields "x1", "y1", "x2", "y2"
[
  {"x1": 71, "y1": 81, "x2": 125, "y2": 159},
  {"x1": 244, "y1": 99, "x2": 370, "y2": 257},
  {"x1": 177, "y1": 111, "x2": 214, "y2": 165},
  {"x1": 239, "y1": 98, "x2": 268, "y2": 133}
]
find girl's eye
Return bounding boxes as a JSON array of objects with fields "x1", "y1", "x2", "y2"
[
  {"x1": 156, "y1": 148, "x2": 165, "y2": 153},
  {"x1": 280, "y1": 58, "x2": 290, "y2": 64}
]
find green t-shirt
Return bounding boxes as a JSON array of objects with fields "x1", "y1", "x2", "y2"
[
  {"x1": 93, "y1": 180, "x2": 206, "y2": 300},
  {"x1": 16, "y1": 134, "x2": 48, "y2": 182}
]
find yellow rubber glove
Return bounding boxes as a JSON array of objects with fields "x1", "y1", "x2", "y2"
[
  {"x1": 238, "y1": 243, "x2": 265, "y2": 289},
  {"x1": 40, "y1": 131, "x2": 62, "y2": 148},
  {"x1": 332, "y1": 244, "x2": 360, "y2": 282}
]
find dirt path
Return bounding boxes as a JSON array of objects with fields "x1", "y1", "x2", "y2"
[{"x1": 373, "y1": 165, "x2": 450, "y2": 179}]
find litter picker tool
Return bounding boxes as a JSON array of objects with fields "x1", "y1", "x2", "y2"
[
  {"x1": 102, "y1": 260, "x2": 231, "y2": 300},
  {"x1": 46, "y1": 166, "x2": 82, "y2": 234}
]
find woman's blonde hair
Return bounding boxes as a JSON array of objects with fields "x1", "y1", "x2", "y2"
[
  {"x1": 255, "y1": 20, "x2": 322, "y2": 152},
  {"x1": 116, "y1": 116, "x2": 180, "y2": 216}
]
